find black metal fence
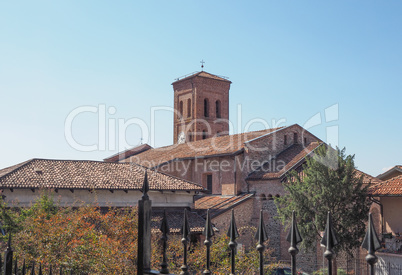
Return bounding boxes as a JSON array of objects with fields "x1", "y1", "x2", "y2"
[
  {"x1": 136, "y1": 176, "x2": 381, "y2": 275},
  {"x1": 0, "y1": 177, "x2": 391, "y2": 275}
]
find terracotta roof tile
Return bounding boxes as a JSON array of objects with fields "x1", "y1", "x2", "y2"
[
  {"x1": 247, "y1": 142, "x2": 323, "y2": 180},
  {"x1": 354, "y1": 169, "x2": 382, "y2": 185},
  {"x1": 126, "y1": 128, "x2": 283, "y2": 168},
  {"x1": 376, "y1": 165, "x2": 402, "y2": 180},
  {"x1": 104, "y1": 144, "x2": 152, "y2": 163},
  {"x1": 194, "y1": 193, "x2": 254, "y2": 218},
  {"x1": 0, "y1": 159, "x2": 203, "y2": 191},
  {"x1": 370, "y1": 175, "x2": 402, "y2": 196}
]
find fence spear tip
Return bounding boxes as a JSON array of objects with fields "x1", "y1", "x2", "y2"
[
  {"x1": 142, "y1": 170, "x2": 150, "y2": 200},
  {"x1": 286, "y1": 210, "x2": 302, "y2": 247},
  {"x1": 180, "y1": 208, "x2": 190, "y2": 240},
  {"x1": 362, "y1": 213, "x2": 381, "y2": 253},
  {"x1": 203, "y1": 209, "x2": 214, "y2": 238},
  {"x1": 160, "y1": 209, "x2": 170, "y2": 235},
  {"x1": 255, "y1": 209, "x2": 268, "y2": 244},
  {"x1": 321, "y1": 211, "x2": 338, "y2": 258},
  {"x1": 227, "y1": 209, "x2": 239, "y2": 241}
]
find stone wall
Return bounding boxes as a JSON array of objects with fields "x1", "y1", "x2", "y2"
[{"x1": 2, "y1": 189, "x2": 196, "y2": 208}]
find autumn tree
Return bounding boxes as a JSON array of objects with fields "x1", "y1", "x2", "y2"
[{"x1": 275, "y1": 146, "x2": 371, "y2": 255}]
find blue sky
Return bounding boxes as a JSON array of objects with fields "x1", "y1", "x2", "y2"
[{"x1": 0, "y1": 1, "x2": 401, "y2": 176}]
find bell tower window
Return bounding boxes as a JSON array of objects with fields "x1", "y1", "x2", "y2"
[
  {"x1": 204, "y1": 98, "x2": 209, "y2": 117},
  {"x1": 179, "y1": 100, "x2": 183, "y2": 118},
  {"x1": 187, "y1": 98, "x2": 191, "y2": 118},
  {"x1": 216, "y1": 100, "x2": 221, "y2": 118}
]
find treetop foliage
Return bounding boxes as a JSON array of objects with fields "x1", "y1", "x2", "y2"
[{"x1": 275, "y1": 146, "x2": 371, "y2": 255}]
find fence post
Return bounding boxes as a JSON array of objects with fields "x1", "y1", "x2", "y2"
[
  {"x1": 13, "y1": 257, "x2": 17, "y2": 275},
  {"x1": 286, "y1": 211, "x2": 302, "y2": 275},
  {"x1": 255, "y1": 210, "x2": 268, "y2": 275},
  {"x1": 362, "y1": 213, "x2": 381, "y2": 275},
  {"x1": 22, "y1": 259, "x2": 25, "y2": 275},
  {"x1": 137, "y1": 171, "x2": 153, "y2": 274},
  {"x1": 159, "y1": 210, "x2": 170, "y2": 274},
  {"x1": 203, "y1": 209, "x2": 214, "y2": 274},
  {"x1": 30, "y1": 261, "x2": 35, "y2": 275},
  {"x1": 227, "y1": 209, "x2": 239, "y2": 275},
  {"x1": 321, "y1": 212, "x2": 338, "y2": 275},
  {"x1": 3, "y1": 234, "x2": 13, "y2": 275},
  {"x1": 180, "y1": 208, "x2": 190, "y2": 275}
]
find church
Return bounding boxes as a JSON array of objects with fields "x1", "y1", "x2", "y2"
[
  {"x1": 0, "y1": 69, "x2": 381, "y2": 270},
  {"x1": 104, "y1": 70, "x2": 331, "y2": 260}
]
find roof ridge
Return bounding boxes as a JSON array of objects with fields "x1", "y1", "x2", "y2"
[
  {"x1": 180, "y1": 127, "x2": 283, "y2": 147},
  {"x1": 0, "y1": 159, "x2": 35, "y2": 179},
  {"x1": 173, "y1": 71, "x2": 231, "y2": 84}
]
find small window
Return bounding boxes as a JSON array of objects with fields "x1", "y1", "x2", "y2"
[
  {"x1": 284, "y1": 135, "x2": 287, "y2": 145},
  {"x1": 202, "y1": 130, "x2": 207, "y2": 140},
  {"x1": 216, "y1": 100, "x2": 221, "y2": 118},
  {"x1": 188, "y1": 131, "x2": 192, "y2": 142},
  {"x1": 293, "y1": 133, "x2": 298, "y2": 144},
  {"x1": 204, "y1": 98, "x2": 209, "y2": 117},
  {"x1": 179, "y1": 101, "x2": 183, "y2": 118},
  {"x1": 206, "y1": 174, "x2": 213, "y2": 192},
  {"x1": 304, "y1": 137, "x2": 307, "y2": 144},
  {"x1": 267, "y1": 194, "x2": 273, "y2": 200},
  {"x1": 187, "y1": 98, "x2": 191, "y2": 118}
]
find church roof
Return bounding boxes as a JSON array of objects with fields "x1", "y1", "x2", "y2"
[
  {"x1": 103, "y1": 144, "x2": 152, "y2": 163},
  {"x1": 123, "y1": 128, "x2": 283, "y2": 168},
  {"x1": 172, "y1": 71, "x2": 231, "y2": 84},
  {"x1": 247, "y1": 142, "x2": 323, "y2": 180},
  {"x1": 194, "y1": 193, "x2": 254, "y2": 218},
  {"x1": 0, "y1": 159, "x2": 204, "y2": 191},
  {"x1": 370, "y1": 175, "x2": 402, "y2": 196},
  {"x1": 376, "y1": 165, "x2": 402, "y2": 180},
  {"x1": 354, "y1": 169, "x2": 383, "y2": 185}
]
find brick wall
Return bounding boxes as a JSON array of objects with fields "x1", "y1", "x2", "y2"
[
  {"x1": 173, "y1": 74, "x2": 231, "y2": 143},
  {"x1": 211, "y1": 198, "x2": 256, "y2": 248},
  {"x1": 244, "y1": 124, "x2": 321, "y2": 176}
]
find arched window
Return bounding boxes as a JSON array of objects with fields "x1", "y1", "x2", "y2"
[
  {"x1": 202, "y1": 130, "x2": 207, "y2": 140},
  {"x1": 204, "y1": 98, "x2": 209, "y2": 117},
  {"x1": 267, "y1": 194, "x2": 273, "y2": 200},
  {"x1": 179, "y1": 101, "x2": 183, "y2": 118},
  {"x1": 216, "y1": 100, "x2": 221, "y2": 118},
  {"x1": 187, "y1": 98, "x2": 191, "y2": 118}
]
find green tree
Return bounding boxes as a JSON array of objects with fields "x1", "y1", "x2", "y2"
[{"x1": 275, "y1": 146, "x2": 371, "y2": 255}]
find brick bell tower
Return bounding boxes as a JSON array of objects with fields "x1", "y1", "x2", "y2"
[{"x1": 172, "y1": 71, "x2": 231, "y2": 144}]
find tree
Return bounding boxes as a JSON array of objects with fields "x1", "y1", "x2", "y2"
[{"x1": 275, "y1": 146, "x2": 371, "y2": 255}]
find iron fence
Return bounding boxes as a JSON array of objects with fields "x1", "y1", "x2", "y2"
[{"x1": 0, "y1": 176, "x2": 393, "y2": 275}]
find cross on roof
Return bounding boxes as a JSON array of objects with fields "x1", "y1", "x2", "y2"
[{"x1": 200, "y1": 60, "x2": 205, "y2": 71}]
